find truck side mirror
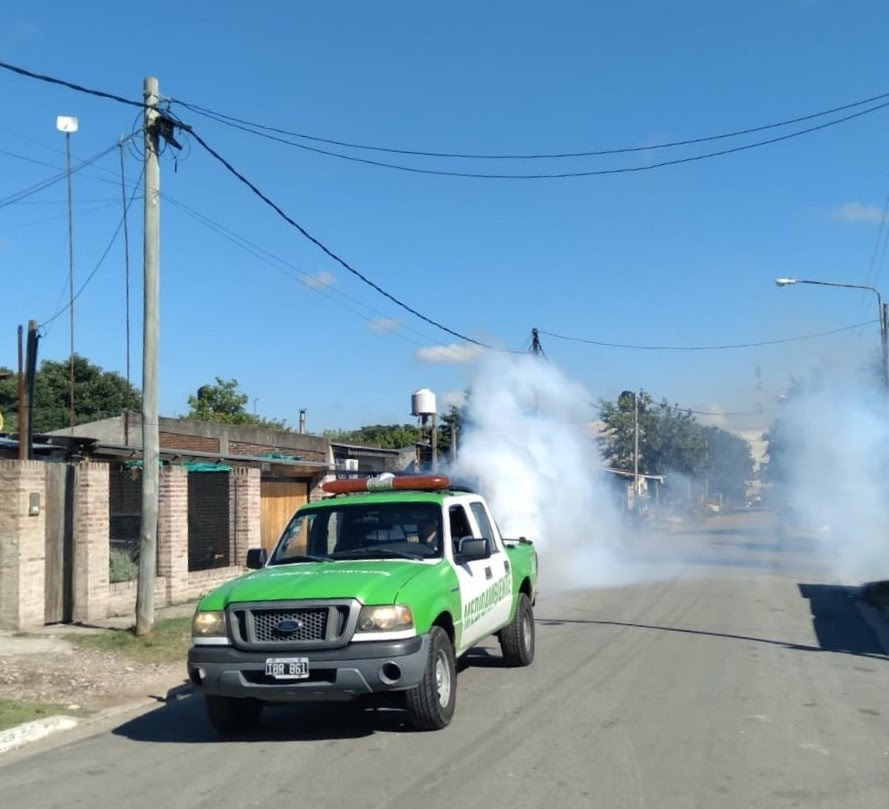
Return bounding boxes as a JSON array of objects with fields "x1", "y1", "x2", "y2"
[
  {"x1": 246, "y1": 548, "x2": 268, "y2": 569},
  {"x1": 455, "y1": 536, "x2": 490, "y2": 562}
]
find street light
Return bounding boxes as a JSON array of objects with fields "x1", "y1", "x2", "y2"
[
  {"x1": 775, "y1": 277, "x2": 889, "y2": 390},
  {"x1": 57, "y1": 115, "x2": 78, "y2": 433}
]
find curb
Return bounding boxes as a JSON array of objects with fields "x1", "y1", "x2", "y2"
[
  {"x1": 0, "y1": 682, "x2": 194, "y2": 757},
  {"x1": 0, "y1": 716, "x2": 80, "y2": 754}
]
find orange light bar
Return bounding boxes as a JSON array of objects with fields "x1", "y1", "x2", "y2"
[{"x1": 322, "y1": 474, "x2": 451, "y2": 494}]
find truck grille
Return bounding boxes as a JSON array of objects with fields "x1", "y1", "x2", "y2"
[
  {"x1": 227, "y1": 600, "x2": 357, "y2": 650},
  {"x1": 253, "y1": 608, "x2": 327, "y2": 642}
]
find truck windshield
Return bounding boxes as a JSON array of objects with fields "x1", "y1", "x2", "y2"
[{"x1": 269, "y1": 502, "x2": 443, "y2": 565}]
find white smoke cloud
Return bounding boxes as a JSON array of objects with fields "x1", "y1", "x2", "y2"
[
  {"x1": 831, "y1": 202, "x2": 888, "y2": 224},
  {"x1": 448, "y1": 353, "x2": 638, "y2": 591},
  {"x1": 773, "y1": 380, "x2": 889, "y2": 581},
  {"x1": 303, "y1": 270, "x2": 335, "y2": 290},
  {"x1": 369, "y1": 317, "x2": 401, "y2": 333},
  {"x1": 416, "y1": 344, "x2": 485, "y2": 365}
]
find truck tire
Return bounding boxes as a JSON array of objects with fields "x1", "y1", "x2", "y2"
[
  {"x1": 205, "y1": 695, "x2": 263, "y2": 734},
  {"x1": 499, "y1": 593, "x2": 535, "y2": 667},
  {"x1": 405, "y1": 626, "x2": 456, "y2": 730}
]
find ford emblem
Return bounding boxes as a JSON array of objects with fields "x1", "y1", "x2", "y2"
[{"x1": 275, "y1": 618, "x2": 304, "y2": 633}]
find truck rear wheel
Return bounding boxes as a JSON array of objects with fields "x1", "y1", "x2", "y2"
[
  {"x1": 405, "y1": 626, "x2": 456, "y2": 730},
  {"x1": 205, "y1": 695, "x2": 263, "y2": 734},
  {"x1": 499, "y1": 593, "x2": 535, "y2": 666}
]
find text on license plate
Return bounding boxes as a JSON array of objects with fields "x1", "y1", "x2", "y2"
[{"x1": 265, "y1": 657, "x2": 309, "y2": 679}]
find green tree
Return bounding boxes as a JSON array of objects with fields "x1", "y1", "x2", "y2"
[
  {"x1": 323, "y1": 423, "x2": 421, "y2": 448},
  {"x1": 599, "y1": 390, "x2": 706, "y2": 477},
  {"x1": 186, "y1": 377, "x2": 287, "y2": 429},
  {"x1": 701, "y1": 425, "x2": 754, "y2": 505},
  {"x1": 0, "y1": 356, "x2": 141, "y2": 434}
]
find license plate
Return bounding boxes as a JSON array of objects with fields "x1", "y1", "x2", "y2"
[{"x1": 265, "y1": 657, "x2": 309, "y2": 680}]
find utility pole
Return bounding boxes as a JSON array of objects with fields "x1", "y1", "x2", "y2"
[
  {"x1": 882, "y1": 302, "x2": 889, "y2": 393},
  {"x1": 530, "y1": 327, "x2": 546, "y2": 358},
  {"x1": 633, "y1": 391, "x2": 639, "y2": 497},
  {"x1": 21, "y1": 321, "x2": 38, "y2": 461},
  {"x1": 136, "y1": 77, "x2": 161, "y2": 636},
  {"x1": 17, "y1": 326, "x2": 24, "y2": 460}
]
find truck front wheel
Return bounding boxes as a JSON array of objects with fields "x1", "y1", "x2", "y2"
[
  {"x1": 405, "y1": 626, "x2": 456, "y2": 730},
  {"x1": 499, "y1": 593, "x2": 535, "y2": 666},
  {"x1": 205, "y1": 695, "x2": 263, "y2": 734}
]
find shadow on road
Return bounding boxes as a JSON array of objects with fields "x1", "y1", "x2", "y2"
[
  {"x1": 539, "y1": 584, "x2": 887, "y2": 662},
  {"x1": 797, "y1": 583, "x2": 886, "y2": 656},
  {"x1": 112, "y1": 693, "x2": 422, "y2": 744}
]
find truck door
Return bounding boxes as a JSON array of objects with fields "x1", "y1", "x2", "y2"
[{"x1": 448, "y1": 502, "x2": 512, "y2": 654}]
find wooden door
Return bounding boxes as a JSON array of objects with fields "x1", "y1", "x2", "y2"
[
  {"x1": 260, "y1": 478, "x2": 308, "y2": 551},
  {"x1": 44, "y1": 464, "x2": 75, "y2": 624}
]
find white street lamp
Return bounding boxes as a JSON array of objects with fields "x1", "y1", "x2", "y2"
[
  {"x1": 56, "y1": 115, "x2": 78, "y2": 433},
  {"x1": 774, "y1": 276, "x2": 889, "y2": 390}
]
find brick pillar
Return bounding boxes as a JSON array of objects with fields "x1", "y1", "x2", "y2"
[
  {"x1": 72, "y1": 462, "x2": 110, "y2": 623},
  {"x1": 158, "y1": 465, "x2": 188, "y2": 604},
  {"x1": 230, "y1": 468, "x2": 261, "y2": 565},
  {"x1": 0, "y1": 460, "x2": 46, "y2": 630}
]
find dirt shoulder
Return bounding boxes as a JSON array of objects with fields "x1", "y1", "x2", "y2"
[{"x1": 0, "y1": 607, "x2": 195, "y2": 714}]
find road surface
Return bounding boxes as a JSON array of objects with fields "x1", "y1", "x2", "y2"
[{"x1": 2, "y1": 510, "x2": 887, "y2": 808}]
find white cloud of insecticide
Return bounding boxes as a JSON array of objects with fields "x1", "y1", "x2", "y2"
[
  {"x1": 771, "y1": 380, "x2": 889, "y2": 581},
  {"x1": 449, "y1": 353, "x2": 635, "y2": 591}
]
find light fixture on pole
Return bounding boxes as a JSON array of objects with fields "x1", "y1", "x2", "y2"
[
  {"x1": 57, "y1": 114, "x2": 78, "y2": 433},
  {"x1": 775, "y1": 277, "x2": 889, "y2": 390}
]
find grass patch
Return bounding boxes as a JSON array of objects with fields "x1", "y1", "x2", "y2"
[
  {"x1": 0, "y1": 698, "x2": 91, "y2": 732},
  {"x1": 70, "y1": 616, "x2": 192, "y2": 664}
]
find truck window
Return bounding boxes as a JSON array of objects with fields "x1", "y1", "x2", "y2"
[
  {"x1": 448, "y1": 505, "x2": 473, "y2": 543},
  {"x1": 469, "y1": 501, "x2": 498, "y2": 553}
]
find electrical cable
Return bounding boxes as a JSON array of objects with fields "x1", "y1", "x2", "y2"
[
  {"x1": 0, "y1": 141, "x2": 129, "y2": 208},
  {"x1": 181, "y1": 100, "x2": 889, "y2": 180},
  {"x1": 39, "y1": 167, "x2": 145, "y2": 329},
  {"x1": 538, "y1": 320, "x2": 878, "y2": 351},
  {"x1": 186, "y1": 128, "x2": 491, "y2": 346},
  {"x1": 176, "y1": 88, "x2": 889, "y2": 160},
  {"x1": 161, "y1": 192, "x2": 440, "y2": 348},
  {"x1": 0, "y1": 60, "x2": 144, "y2": 108}
]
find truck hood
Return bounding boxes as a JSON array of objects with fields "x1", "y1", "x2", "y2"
[{"x1": 199, "y1": 560, "x2": 432, "y2": 608}]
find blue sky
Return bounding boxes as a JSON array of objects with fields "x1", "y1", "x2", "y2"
[{"x1": 2, "y1": 1, "x2": 889, "y2": 434}]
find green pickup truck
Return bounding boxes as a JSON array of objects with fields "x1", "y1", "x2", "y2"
[{"x1": 187, "y1": 474, "x2": 538, "y2": 732}]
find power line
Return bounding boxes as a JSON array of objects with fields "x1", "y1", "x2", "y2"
[
  {"x1": 538, "y1": 320, "x2": 878, "y2": 351},
  {"x1": 186, "y1": 127, "x2": 491, "y2": 347},
  {"x1": 0, "y1": 60, "x2": 144, "y2": 108},
  {"x1": 176, "y1": 88, "x2": 889, "y2": 161},
  {"x1": 0, "y1": 141, "x2": 128, "y2": 209},
  {"x1": 161, "y1": 191, "x2": 440, "y2": 347},
  {"x1": 39, "y1": 168, "x2": 145, "y2": 329},
  {"x1": 180, "y1": 99, "x2": 889, "y2": 180},
  {"x1": 5, "y1": 59, "x2": 887, "y2": 179}
]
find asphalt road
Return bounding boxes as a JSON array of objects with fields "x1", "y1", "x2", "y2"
[{"x1": 2, "y1": 511, "x2": 888, "y2": 808}]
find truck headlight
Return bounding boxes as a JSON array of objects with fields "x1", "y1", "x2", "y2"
[
  {"x1": 357, "y1": 605, "x2": 413, "y2": 632},
  {"x1": 192, "y1": 610, "x2": 227, "y2": 638}
]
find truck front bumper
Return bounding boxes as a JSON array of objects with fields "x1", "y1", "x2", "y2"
[{"x1": 187, "y1": 635, "x2": 429, "y2": 703}]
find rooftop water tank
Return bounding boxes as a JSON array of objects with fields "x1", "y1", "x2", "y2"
[{"x1": 411, "y1": 388, "x2": 437, "y2": 417}]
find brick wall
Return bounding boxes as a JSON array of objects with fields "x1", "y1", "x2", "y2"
[
  {"x1": 0, "y1": 460, "x2": 46, "y2": 630},
  {"x1": 158, "y1": 465, "x2": 189, "y2": 604},
  {"x1": 72, "y1": 463, "x2": 110, "y2": 623},
  {"x1": 160, "y1": 432, "x2": 220, "y2": 453},
  {"x1": 230, "y1": 467, "x2": 261, "y2": 565},
  {"x1": 184, "y1": 566, "x2": 244, "y2": 601},
  {"x1": 107, "y1": 577, "x2": 168, "y2": 617},
  {"x1": 229, "y1": 440, "x2": 325, "y2": 463}
]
